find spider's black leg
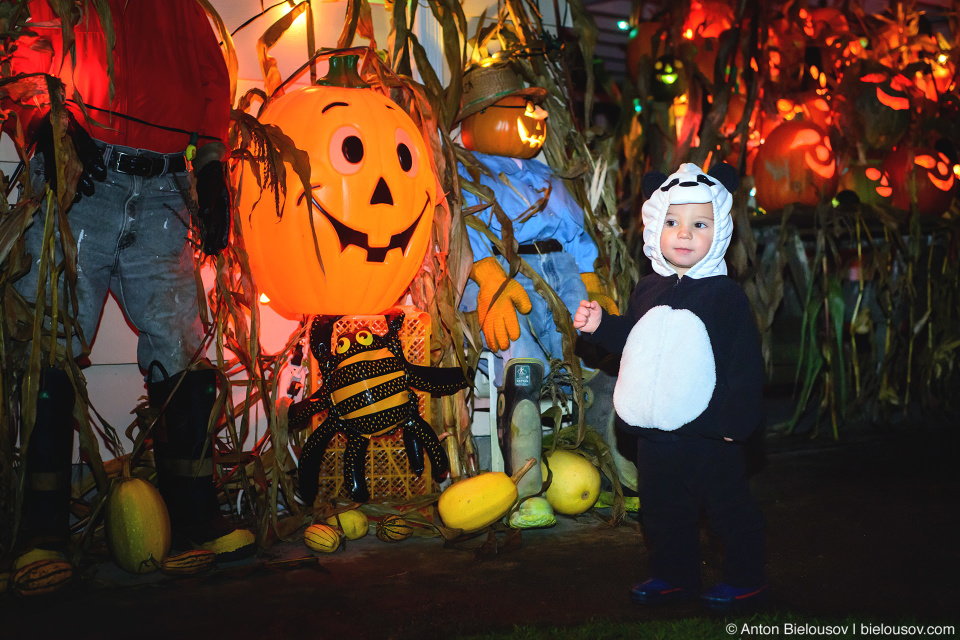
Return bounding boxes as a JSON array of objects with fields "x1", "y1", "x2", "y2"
[
  {"x1": 287, "y1": 385, "x2": 331, "y2": 428},
  {"x1": 297, "y1": 418, "x2": 338, "y2": 507},
  {"x1": 403, "y1": 413, "x2": 449, "y2": 481},
  {"x1": 343, "y1": 426, "x2": 371, "y2": 503},
  {"x1": 402, "y1": 422, "x2": 425, "y2": 476}
]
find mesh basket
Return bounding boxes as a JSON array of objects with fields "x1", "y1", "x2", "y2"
[{"x1": 309, "y1": 306, "x2": 434, "y2": 502}]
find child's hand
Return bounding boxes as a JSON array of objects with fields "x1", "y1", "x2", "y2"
[{"x1": 573, "y1": 300, "x2": 602, "y2": 333}]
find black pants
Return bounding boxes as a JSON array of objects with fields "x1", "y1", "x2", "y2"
[{"x1": 637, "y1": 434, "x2": 766, "y2": 590}]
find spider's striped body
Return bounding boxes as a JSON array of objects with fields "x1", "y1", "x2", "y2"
[{"x1": 290, "y1": 311, "x2": 468, "y2": 503}]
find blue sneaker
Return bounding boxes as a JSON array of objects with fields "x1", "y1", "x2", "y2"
[
  {"x1": 701, "y1": 583, "x2": 771, "y2": 612},
  {"x1": 630, "y1": 578, "x2": 696, "y2": 605}
]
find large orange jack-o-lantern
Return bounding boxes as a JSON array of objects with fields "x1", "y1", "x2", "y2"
[
  {"x1": 882, "y1": 146, "x2": 957, "y2": 216},
  {"x1": 752, "y1": 120, "x2": 838, "y2": 211},
  {"x1": 236, "y1": 55, "x2": 438, "y2": 318}
]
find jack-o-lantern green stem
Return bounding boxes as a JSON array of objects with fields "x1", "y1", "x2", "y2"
[{"x1": 317, "y1": 54, "x2": 370, "y2": 89}]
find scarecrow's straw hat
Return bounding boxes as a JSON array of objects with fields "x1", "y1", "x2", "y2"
[{"x1": 455, "y1": 63, "x2": 547, "y2": 123}]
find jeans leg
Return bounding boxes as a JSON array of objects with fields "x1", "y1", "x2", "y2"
[
  {"x1": 13, "y1": 157, "x2": 122, "y2": 360},
  {"x1": 112, "y1": 173, "x2": 204, "y2": 373}
]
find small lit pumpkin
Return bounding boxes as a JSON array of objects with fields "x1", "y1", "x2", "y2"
[
  {"x1": 651, "y1": 56, "x2": 687, "y2": 102},
  {"x1": 375, "y1": 515, "x2": 414, "y2": 542},
  {"x1": 753, "y1": 120, "x2": 838, "y2": 211},
  {"x1": 839, "y1": 162, "x2": 894, "y2": 207},
  {"x1": 460, "y1": 95, "x2": 548, "y2": 159},
  {"x1": 780, "y1": 92, "x2": 833, "y2": 131},
  {"x1": 236, "y1": 54, "x2": 439, "y2": 318},
  {"x1": 105, "y1": 460, "x2": 171, "y2": 574},
  {"x1": 913, "y1": 50, "x2": 956, "y2": 102},
  {"x1": 882, "y1": 146, "x2": 957, "y2": 216},
  {"x1": 843, "y1": 65, "x2": 912, "y2": 150}
]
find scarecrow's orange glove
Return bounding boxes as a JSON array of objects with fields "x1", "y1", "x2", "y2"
[
  {"x1": 580, "y1": 272, "x2": 619, "y2": 316},
  {"x1": 471, "y1": 257, "x2": 532, "y2": 352}
]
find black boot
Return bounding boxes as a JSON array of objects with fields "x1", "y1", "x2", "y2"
[
  {"x1": 20, "y1": 367, "x2": 75, "y2": 551},
  {"x1": 147, "y1": 362, "x2": 254, "y2": 561}
]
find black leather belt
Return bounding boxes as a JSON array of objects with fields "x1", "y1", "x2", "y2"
[
  {"x1": 492, "y1": 238, "x2": 563, "y2": 256},
  {"x1": 105, "y1": 149, "x2": 187, "y2": 177}
]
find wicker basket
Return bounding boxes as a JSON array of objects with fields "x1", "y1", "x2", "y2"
[{"x1": 309, "y1": 307, "x2": 434, "y2": 502}]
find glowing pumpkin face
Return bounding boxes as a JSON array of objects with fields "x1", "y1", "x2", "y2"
[
  {"x1": 882, "y1": 146, "x2": 957, "y2": 216},
  {"x1": 237, "y1": 66, "x2": 438, "y2": 317},
  {"x1": 839, "y1": 164, "x2": 894, "y2": 206},
  {"x1": 752, "y1": 120, "x2": 838, "y2": 211},
  {"x1": 652, "y1": 56, "x2": 687, "y2": 102},
  {"x1": 776, "y1": 93, "x2": 833, "y2": 132},
  {"x1": 460, "y1": 95, "x2": 548, "y2": 159},
  {"x1": 846, "y1": 67, "x2": 911, "y2": 150}
]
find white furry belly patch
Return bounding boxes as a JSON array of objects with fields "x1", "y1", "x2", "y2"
[{"x1": 613, "y1": 305, "x2": 716, "y2": 430}]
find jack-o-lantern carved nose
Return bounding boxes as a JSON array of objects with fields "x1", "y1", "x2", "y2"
[{"x1": 370, "y1": 177, "x2": 394, "y2": 205}]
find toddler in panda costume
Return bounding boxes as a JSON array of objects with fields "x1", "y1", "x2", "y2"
[{"x1": 574, "y1": 162, "x2": 768, "y2": 612}]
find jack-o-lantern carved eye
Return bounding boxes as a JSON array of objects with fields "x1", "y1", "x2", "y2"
[
  {"x1": 330, "y1": 125, "x2": 365, "y2": 174},
  {"x1": 525, "y1": 100, "x2": 535, "y2": 115},
  {"x1": 356, "y1": 330, "x2": 374, "y2": 346},
  {"x1": 336, "y1": 337, "x2": 352, "y2": 354},
  {"x1": 395, "y1": 128, "x2": 418, "y2": 176}
]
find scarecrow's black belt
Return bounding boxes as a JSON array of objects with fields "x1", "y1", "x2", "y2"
[
  {"x1": 103, "y1": 145, "x2": 187, "y2": 177},
  {"x1": 492, "y1": 238, "x2": 563, "y2": 256}
]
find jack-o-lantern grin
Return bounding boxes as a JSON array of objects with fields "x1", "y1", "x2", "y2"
[
  {"x1": 297, "y1": 187, "x2": 429, "y2": 263},
  {"x1": 517, "y1": 117, "x2": 546, "y2": 148}
]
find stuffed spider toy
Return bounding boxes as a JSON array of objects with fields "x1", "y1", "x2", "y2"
[{"x1": 289, "y1": 310, "x2": 470, "y2": 504}]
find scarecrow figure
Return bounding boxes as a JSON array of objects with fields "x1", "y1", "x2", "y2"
[
  {"x1": 456, "y1": 63, "x2": 617, "y2": 522},
  {"x1": 3, "y1": 0, "x2": 253, "y2": 578}
]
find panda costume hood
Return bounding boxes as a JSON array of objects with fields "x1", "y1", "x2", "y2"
[{"x1": 640, "y1": 162, "x2": 738, "y2": 279}]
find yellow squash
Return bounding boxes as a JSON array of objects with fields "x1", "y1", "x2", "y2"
[
  {"x1": 12, "y1": 560, "x2": 73, "y2": 596},
  {"x1": 105, "y1": 460, "x2": 171, "y2": 574},
  {"x1": 304, "y1": 523, "x2": 341, "y2": 553},
  {"x1": 438, "y1": 458, "x2": 536, "y2": 533},
  {"x1": 325, "y1": 509, "x2": 369, "y2": 540},
  {"x1": 161, "y1": 549, "x2": 216, "y2": 575},
  {"x1": 542, "y1": 449, "x2": 601, "y2": 515}
]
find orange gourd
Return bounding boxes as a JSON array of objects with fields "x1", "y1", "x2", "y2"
[
  {"x1": 753, "y1": 120, "x2": 838, "y2": 211},
  {"x1": 460, "y1": 95, "x2": 548, "y2": 159},
  {"x1": 236, "y1": 55, "x2": 439, "y2": 318},
  {"x1": 882, "y1": 146, "x2": 956, "y2": 216}
]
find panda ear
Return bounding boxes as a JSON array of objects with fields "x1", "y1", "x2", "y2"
[
  {"x1": 641, "y1": 171, "x2": 668, "y2": 199},
  {"x1": 708, "y1": 162, "x2": 739, "y2": 194}
]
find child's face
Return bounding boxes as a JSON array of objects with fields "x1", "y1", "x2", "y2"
[{"x1": 660, "y1": 202, "x2": 714, "y2": 277}]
